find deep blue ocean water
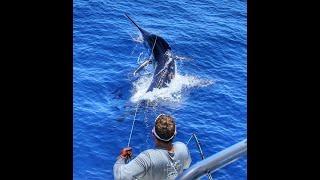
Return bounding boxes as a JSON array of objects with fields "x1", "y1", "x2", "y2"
[{"x1": 74, "y1": 0, "x2": 247, "y2": 179}]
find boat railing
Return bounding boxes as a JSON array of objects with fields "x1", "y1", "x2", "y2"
[{"x1": 176, "y1": 138, "x2": 247, "y2": 180}]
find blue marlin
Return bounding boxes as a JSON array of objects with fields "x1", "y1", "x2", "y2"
[{"x1": 125, "y1": 14, "x2": 176, "y2": 92}]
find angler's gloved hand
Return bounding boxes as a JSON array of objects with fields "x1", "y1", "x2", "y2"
[{"x1": 120, "y1": 147, "x2": 132, "y2": 159}]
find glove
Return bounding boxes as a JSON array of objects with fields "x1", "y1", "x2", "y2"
[{"x1": 120, "y1": 147, "x2": 132, "y2": 159}]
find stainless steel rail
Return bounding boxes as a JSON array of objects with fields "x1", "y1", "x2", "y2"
[{"x1": 176, "y1": 139, "x2": 247, "y2": 180}]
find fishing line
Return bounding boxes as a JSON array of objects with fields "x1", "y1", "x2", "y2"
[
  {"x1": 127, "y1": 99, "x2": 152, "y2": 148},
  {"x1": 193, "y1": 133, "x2": 205, "y2": 159},
  {"x1": 127, "y1": 102, "x2": 141, "y2": 147},
  {"x1": 186, "y1": 133, "x2": 214, "y2": 180},
  {"x1": 130, "y1": 43, "x2": 138, "y2": 55},
  {"x1": 127, "y1": 36, "x2": 156, "y2": 148},
  {"x1": 126, "y1": 38, "x2": 158, "y2": 147},
  {"x1": 150, "y1": 36, "x2": 157, "y2": 59},
  {"x1": 143, "y1": 108, "x2": 151, "y2": 145},
  {"x1": 186, "y1": 134, "x2": 194, "y2": 145}
]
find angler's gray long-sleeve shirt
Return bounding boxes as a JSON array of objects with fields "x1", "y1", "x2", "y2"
[{"x1": 113, "y1": 141, "x2": 192, "y2": 180}]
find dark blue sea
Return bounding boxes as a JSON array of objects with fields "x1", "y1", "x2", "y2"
[{"x1": 74, "y1": 0, "x2": 247, "y2": 179}]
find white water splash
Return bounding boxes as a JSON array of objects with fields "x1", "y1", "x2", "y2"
[
  {"x1": 132, "y1": 33, "x2": 144, "y2": 43},
  {"x1": 130, "y1": 72, "x2": 213, "y2": 103},
  {"x1": 129, "y1": 35, "x2": 213, "y2": 104}
]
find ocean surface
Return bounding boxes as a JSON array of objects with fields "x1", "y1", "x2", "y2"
[{"x1": 74, "y1": 0, "x2": 247, "y2": 179}]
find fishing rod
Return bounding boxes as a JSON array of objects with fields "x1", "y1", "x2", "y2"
[{"x1": 187, "y1": 133, "x2": 214, "y2": 180}]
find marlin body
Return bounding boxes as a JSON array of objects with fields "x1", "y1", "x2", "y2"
[{"x1": 125, "y1": 14, "x2": 176, "y2": 92}]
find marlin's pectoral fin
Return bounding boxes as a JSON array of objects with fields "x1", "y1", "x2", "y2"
[{"x1": 133, "y1": 59, "x2": 152, "y2": 76}]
